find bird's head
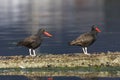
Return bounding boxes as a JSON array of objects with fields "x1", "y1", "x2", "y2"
[
  {"x1": 37, "y1": 28, "x2": 52, "y2": 37},
  {"x1": 91, "y1": 25, "x2": 101, "y2": 33}
]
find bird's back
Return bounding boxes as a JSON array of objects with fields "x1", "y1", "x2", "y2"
[
  {"x1": 17, "y1": 35, "x2": 42, "y2": 49},
  {"x1": 70, "y1": 32, "x2": 96, "y2": 47}
]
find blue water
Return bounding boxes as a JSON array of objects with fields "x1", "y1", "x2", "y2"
[
  {"x1": 0, "y1": 0, "x2": 120, "y2": 56},
  {"x1": 0, "y1": 76, "x2": 119, "y2": 80}
]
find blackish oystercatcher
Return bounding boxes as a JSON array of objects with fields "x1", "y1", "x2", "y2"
[
  {"x1": 17, "y1": 28, "x2": 52, "y2": 56},
  {"x1": 70, "y1": 25, "x2": 101, "y2": 55}
]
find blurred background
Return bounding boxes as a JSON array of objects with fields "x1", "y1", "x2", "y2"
[{"x1": 0, "y1": 0, "x2": 120, "y2": 56}]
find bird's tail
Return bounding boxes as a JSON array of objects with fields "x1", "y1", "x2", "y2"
[
  {"x1": 16, "y1": 41, "x2": 23, "y2": 46},
  {"x1": 69, "y1": 40, "x2": 76, "y2": 46}
]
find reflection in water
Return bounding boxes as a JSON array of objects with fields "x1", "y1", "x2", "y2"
[
  {"x1": 0, "y1": 75, "x2": 119, "y2": 80},
  {"x1": 0, "y1": 75, "x2": 29, "y2": 80},
  {"x1": 29, "y1": 76, "x2": 81, "y2": 80},
  {"x1": 0, "y1": 76, "x2": 84, "y2": 80}
]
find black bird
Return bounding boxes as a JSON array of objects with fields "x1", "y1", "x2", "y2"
[
  {"x1": 70, "y1": 25, "x2": 101, "y2": 55},
  {"x1": 17, "y1": 28, "x2": 52, "y2": 56}
]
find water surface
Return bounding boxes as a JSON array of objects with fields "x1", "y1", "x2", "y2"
[{"x1": 0, "y1": 0, "x2": 120, "y2": 56}]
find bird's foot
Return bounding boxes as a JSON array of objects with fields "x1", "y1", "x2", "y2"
[
  {"x1": 84, "y1": 53, "x2": 90, "y2": 55},
  {"x1": 30, "y1": 54, "x2": 36, "y2": 57}
]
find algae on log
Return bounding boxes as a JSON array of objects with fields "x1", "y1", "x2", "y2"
[{"x1": 0, "y1": 52, "x2": 119, "y2": 68}]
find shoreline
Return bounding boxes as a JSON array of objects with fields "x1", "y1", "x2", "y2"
[{"x1": 0, "y1": 52, "x2": 119, "y2": 68}]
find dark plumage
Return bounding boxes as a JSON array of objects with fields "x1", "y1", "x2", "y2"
[
  {"x1": 17, "y1": 28, "x2": 52, "y2": 56},
  {"x1": 70, "y1": 25, "x2": 101, "y2": 55}
]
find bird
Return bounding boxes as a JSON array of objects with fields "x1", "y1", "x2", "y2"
[
  {"x1": 17, "y1": 28, "x2": 52, "y2": 56},
  {"x1": 69, "y1": 25, "x2": 101, "y2": 55}
]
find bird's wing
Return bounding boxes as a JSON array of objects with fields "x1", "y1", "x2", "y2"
[
  {"x1": 22, "y1": 36, "x2": 38, "y2": 45},
  {"x1": 71, "y1": 33, "x2": 95, "y2": 45}
]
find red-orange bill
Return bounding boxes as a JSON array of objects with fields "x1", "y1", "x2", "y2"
[
  {"x1": 95, "y1": 27, "x2": 101, "y2": 32},
  {"x1": 44, "y1": 31, "x2": 52, "y2": 37},
  {"x1": 47, "y1": 77, "x2": 53, "y2": 80}
]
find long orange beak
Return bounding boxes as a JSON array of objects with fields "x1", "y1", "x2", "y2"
[
  {"x1": 44, "y1": 31, "x2": 52, "y2": 37},
  {"x1": 95, "y1": 27, "x2": 101, "y2": 32}
]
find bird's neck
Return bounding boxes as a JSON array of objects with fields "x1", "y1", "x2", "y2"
[
  {"x1": 91, "y1": 31, "x2": 98, "y2": 36},
  {"x1": 35, "y1": 31, "x2": 43, "y2": 36}
]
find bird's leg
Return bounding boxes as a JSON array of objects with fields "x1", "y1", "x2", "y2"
[
  {"x1": 85, "y1": 47, "x2": 88, "y2": 54},
  {"x1": 84, "y1": 47, "x2": 90, "y2": 55},
  {"x1": 30, "y1": 49, "x2": 36, "y2": 56},
  {"x1": 82, "y1": 47, "x2": 86, "y2": 54},
  {"x1": 29, "y1": 49, "x2": 32, "y2": 56},
  {"x1": 33, "y1": 49, "x2": 36, "y2": 56}
]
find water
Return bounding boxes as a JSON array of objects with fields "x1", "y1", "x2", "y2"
[
  {"x1": 0, "y1": 76, "x2": 120, "y2": 80},
  {"x1": 0, "y1": 76, "x2": 82, "y2": 80},
  {"x1": 0, "y1": 0, "x2": 120, "y2": 56}
]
